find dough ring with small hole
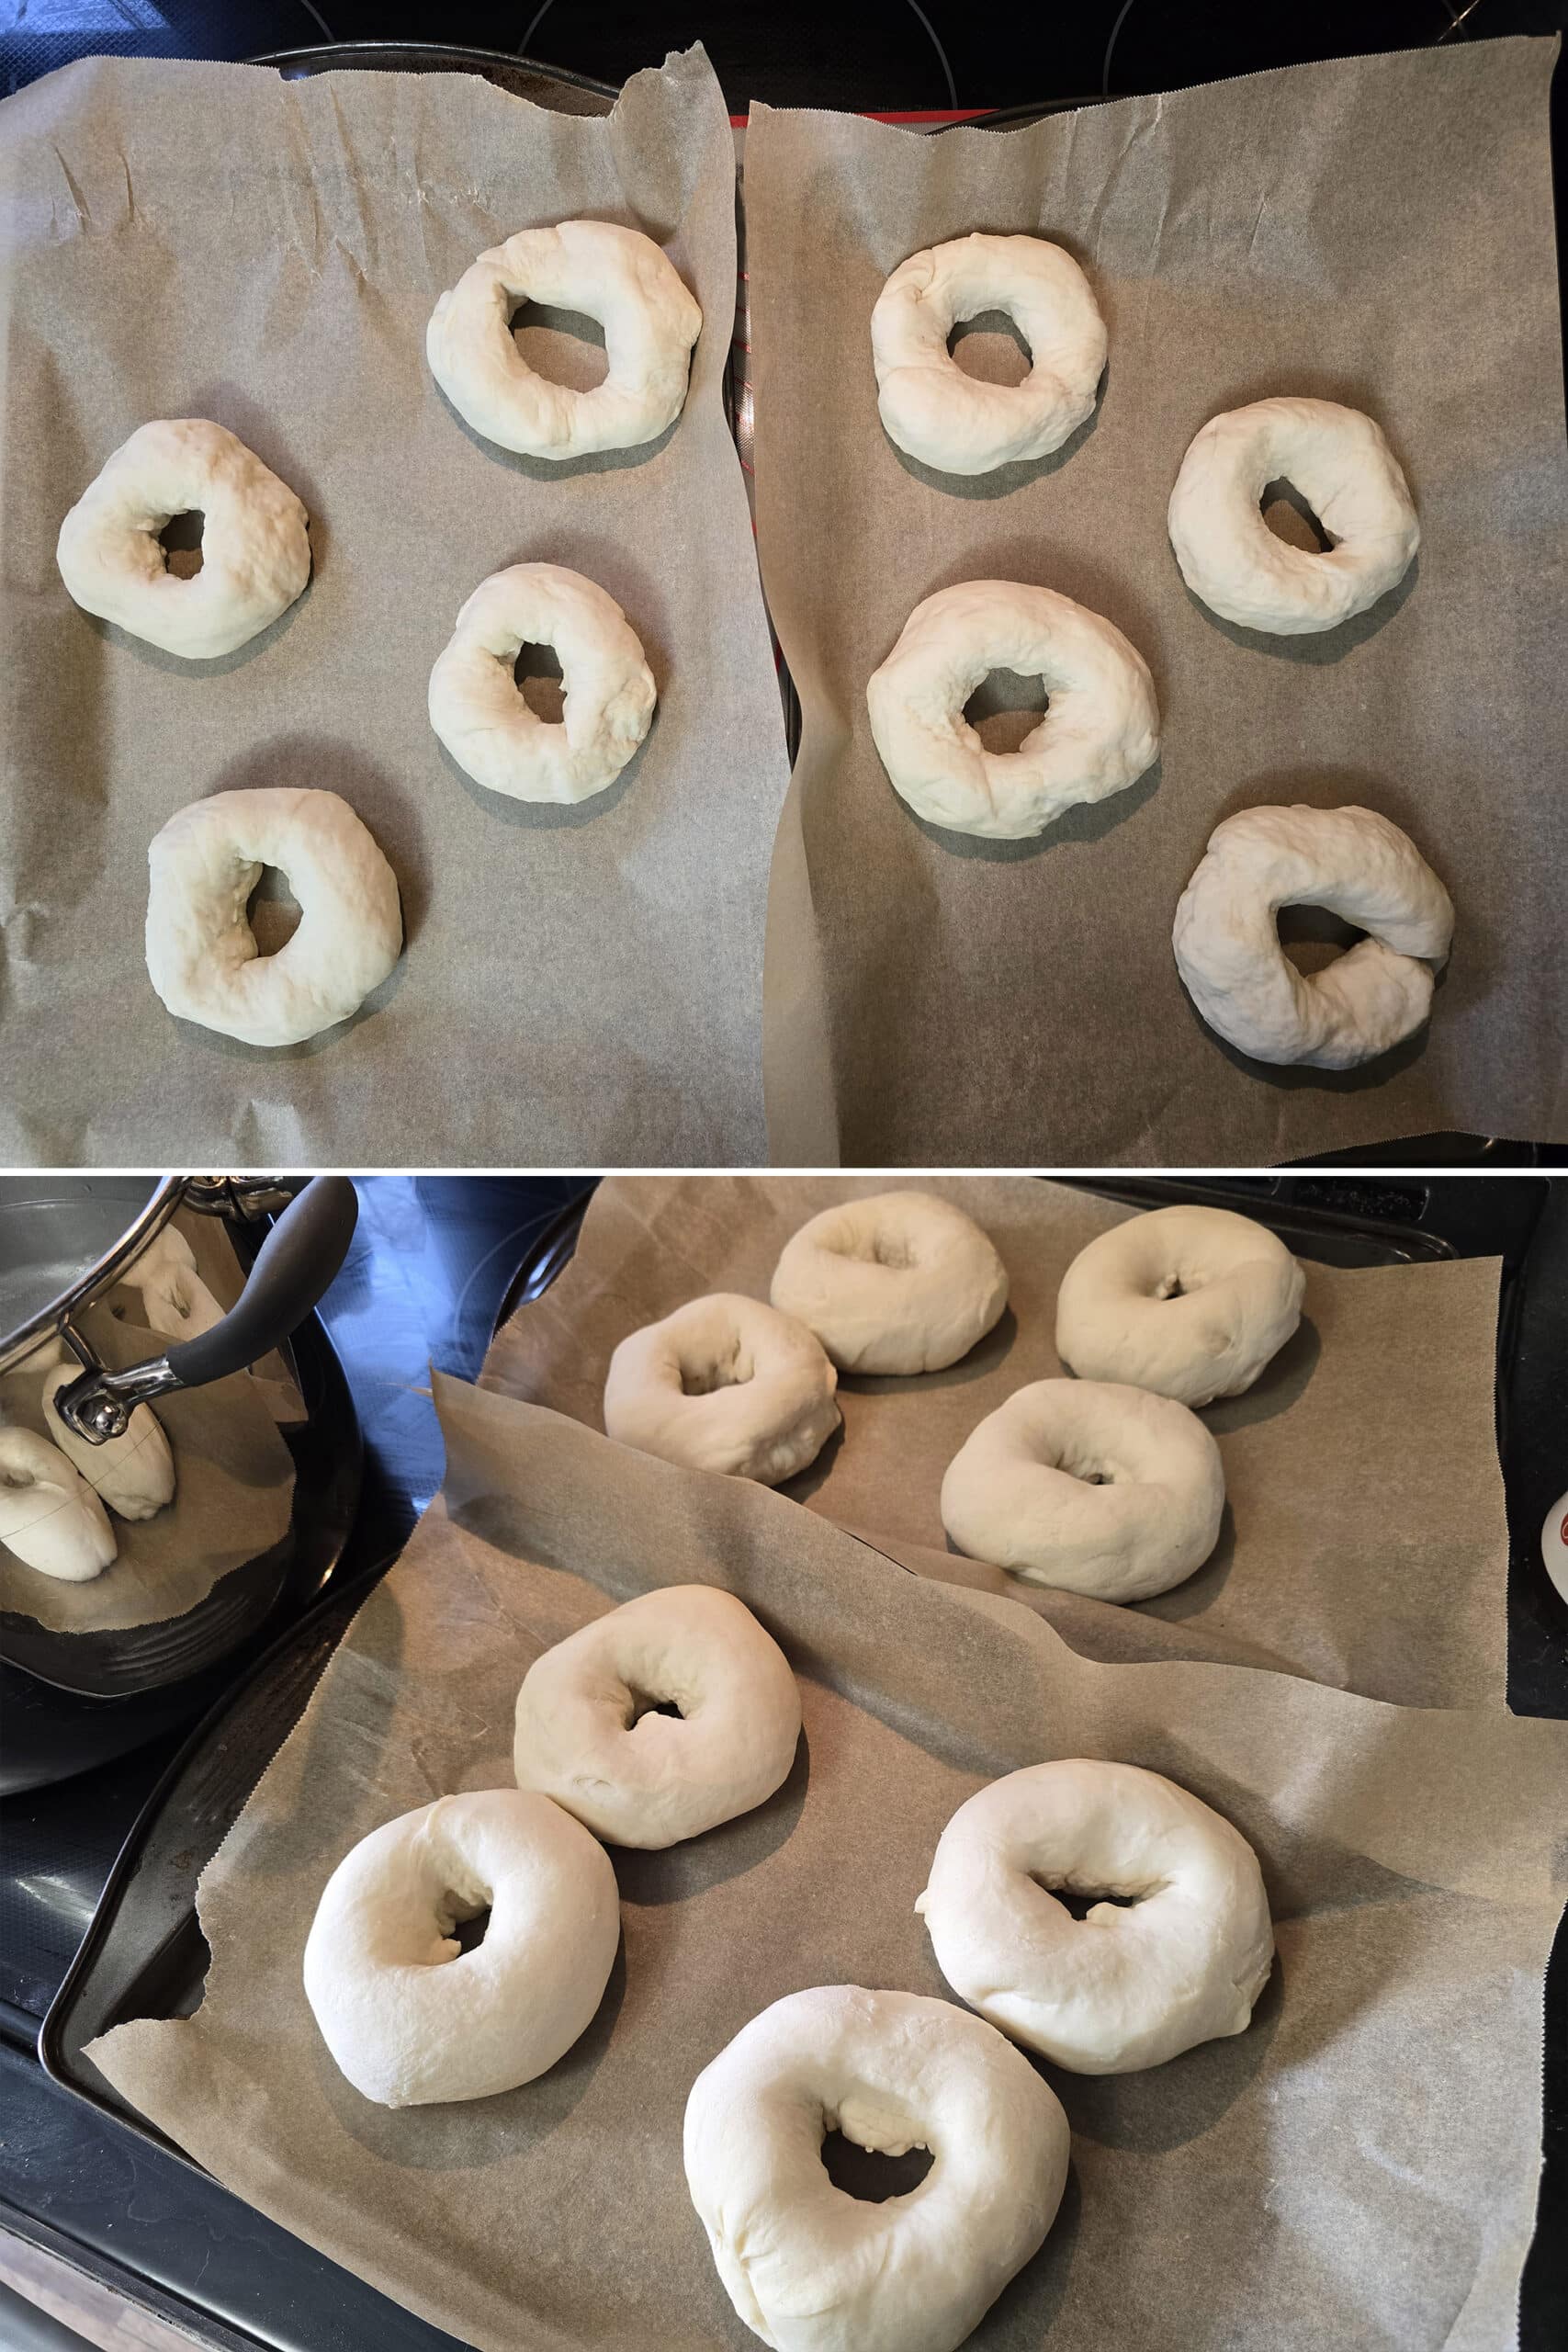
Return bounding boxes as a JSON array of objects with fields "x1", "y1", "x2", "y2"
[
  {"x1": 126, "y1": 1226, "x2": 224, "y2": 1341},
  {"x1": 604, "y1": 1294, "x2": 840, "y2": 1485},
  {"x1": 1173, "y1": 803, "x2": 1453, "y2": 1069},
  {"x1": 145, "y1": 786, "x2": 402, "y2": 1048},
  {"x1": 41, "y1": 1366, "x2": 175, "y2": 1523},
  {"x1": 941, "y1": 1378, "x2": 1224, "y2": 1601},
  {"x1": 513, "y1": 1584, "x2": 801, "y2": 1849},
  {"x1": 1055, "y1": 1204, "x2": 1303, "y2": 1407},
  {"x1": 0, "y1": 1428, "x2": 116, "y2": 1580},
  {"x1": 683, "y1": 1984, "x2": 1069, "y2": 2352},
  {"x1": 917, "y1": 1759, "x2": 1274, "y2": 2073},
  {"x1": 302, "y1": 1790, "x2": 619, "y2": 2107},
  {"x1": 866, "y1": 580, "x2": 1158, "y2": 840},
  {"x1": 872, "y1": 232, "x2": 1106, "y2": 476},
  {"x1": 1168, "y1": 396, "x2": 1417, "y2": 634},
  {"x1": 426, "y1": 218, "x2": 702, "y2": 459},
  {"x1": 56, "y1": 420, "x2": 310, "y2": 660},
  {"x1": 771, "y1": 1191, "x2": 1008, "y2": 1374},
  {"x1": 428, "y1": 562, "x2": 655, "y2": 803}
]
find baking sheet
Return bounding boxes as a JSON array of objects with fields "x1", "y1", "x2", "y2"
[
  {"x1": 746, "y1": 38, "x2": 1568, "y2": 1164},
  {"x1": 482, "y1": 1175, "x2": 1508, "y2": 1708},
  {"x1": 88, "y1": 1378, "x2": 1568, "y2": 2352},
  {"x1": 0, "y1": 44, "x2": 785, "y2": 1165}
]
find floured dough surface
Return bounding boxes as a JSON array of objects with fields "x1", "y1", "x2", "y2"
[{"x1": 604, "y1": 1293, "x2": 840, "y2": 1485}]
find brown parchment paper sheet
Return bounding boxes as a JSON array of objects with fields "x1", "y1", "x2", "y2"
[
  {"x1": 0, "y1": 1296, "x2": 295, "y2": 1633},
  {"x1": 483, "y1": 1175, "x2": 1507, "y2": 1708},
  {"x1": 90, "y1": 1382, "x2": 1568, "y2": 2352},
  {"x1": 746, "y1": 39, "x2": 1568, "y2": 1165},
  {"x1": 0, "y1": 45, "x2": 786, "y2": 1166}
]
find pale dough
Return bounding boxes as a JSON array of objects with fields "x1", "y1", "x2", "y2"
[
  {"x1": 872, "y1": 232, "x2": 1105, "y2": 475},
  {"x1": 771, "y1": 1191, "x2": 1008, "y2": 1375},
  {"x1": 41, "y1": 1364, "x2": 175, "y2": 1522},
  {"x1": 604, "y1": 1294, "x2": 840, "y2": 1486},
  {"x1": 683, "y1": 1984, "x2": 1069, "y2": 2352},
  {"x1": 513, "y1": 1584, "x2": 801, "y2": 1849},
  {"x1": 56, "y1": 419, "x2": 310, "y2": 660},
  {"x1": 301, "y1": 1789, "x2": 619, "y2": 2108},
  {"x1": 917, "y1": 1759, "x2": 1274, "y2": 2072},
  {"x1": 0, "y1": 1426, "x2": 117, "y2": 1580},
  {"x1": 1055, "y1": 1204, "x2": 1304, "y2": 1408},
  {"x1": 426, "y1": 218, "x2": 702, "y2": 459},
  {"x1": 866, "y1": 580, "x2": 1158, "y2": 840},
  {"x1": 1173, "y1": 803, "x2": 1454, "y2": 1069},
  {"x1": 126, "y1": 1226, "x2": 224, "y2": 1341}
]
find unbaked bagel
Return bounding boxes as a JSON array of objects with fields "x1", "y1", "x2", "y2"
[
  {"x1": 866, "y1": 579, "x2": 1158, "y2": 840},
  {"x1": 683, "y1": 1984, "x2": 1069, "y2": 2352},
  {"x1": 41, "y1": 1365, "x2": 175, "y2": 1522},
  {"x1": 301, "y1": 1789, "x2": 619, "y2": 2107},
  {"x1": 1173, "y1": 802, "x2": 1453, "y2": 1069},
  {"x1": 1055, "y1": 1204, "x2": 1303, "y2": 1407},
  {"x1": 56, "y1": 419, "x2": 310, "y2": 660},
  {"x1": 771, "y1": 1192, "x2": 1008, "y2": 1375},
  {"x1": 1168, "y1": 396, "x2": 1418, "y2": 635},
  {"x1": 917, "y1": 1759, "x2": 1274, "y2": 2072},
  {"x1": 126, "y1": 1226, "x2": 224, "y2": 1340},
  {"x1": 426, "y1": 218, "x2": 702, "y2": 459},
  {"x1": 0, "y1": 1427, "x2": 117, "y2": 1580},
  {"x1": 872, "y1": 232, "x2": 1105, "y2": 475},
  {"x1": 513, "y1": 1584, "x2": 801, "y2": 1849},
  {"x1": 941, "y1": 1378, "x2": 1224, "y2": 1601},
  {"x1": 604, "y1": 1294, "x2": 839, "y2": 1486}
]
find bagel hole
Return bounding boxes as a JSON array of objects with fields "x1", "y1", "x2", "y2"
[
  {"x1": 245, "y1": 865, "x2": 302, "y2": 955},
  {"x1": 963, "y1": 668, "x2": 1050, "y2": 757},
  {"x1": 1034, "y1": 1877, "x2": 1143, "y2": 1919},
  {"x1": 679, "y1": 1353, "x2": 751, "y2": 1396},
  {"x1": 513, "y1": 641, "x2": 566, "y2": 723},
  {"x1": 1153, "y1": 1274, "x2": 1185, "y2": 1301},
  {"x1": 158, "y1": 510, "x2": 205, "y2": 578},
  {"x1": 820, "y1": 2130, "x2": 933, "y2": 2202},
  {"x1": 626, "y1": 1685, "x2": 683, "y2": 1727},
  {"x1": 444, "y1": 1901, "x2": 491, "y2": 1956},
  {"x1": 1278, "y1": 902, "x2": 1365, "y2": 978},
  {"x1": 510, "y1": 300, "x2": 609, "y2": 392},
  {"x1": 1260, "y1": 478, "x2": 1333, "y2": 554},
  {"x1": 828, "y1": 1233, "x2": 919, "y2": 1272},
  {"x1": 947, "y1": 308, "x2": 1032, "y2": 388}
]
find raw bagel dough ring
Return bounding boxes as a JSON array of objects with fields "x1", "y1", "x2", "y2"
[
  {"x1": 513, "y1": 1584, "x2": 801, "y2": 1849},
  {"x1": 872, "y1": 232, "x2": 1106, "y2": 476},
  {"x1": 41, "y1": 1365, "x2": 175, "y2": 1523},
  {"x1": 683, "y1": 1984, "x2": 1069, "y2": 2352},
  {"x1": 1168, "y1": 396, "x2": 1418, "y2": 634},
  {"x1": 301, "y1": 1789, "x2": 619, "y2": 2108},
  {"x1": 426, "y1": 218, "x2": 702, "y2": 459},
  {"x1": 771, "y1": 1191, "x2": 1008, "y2": 1375},
  {"x1": 0, "y1": 1428, "x2": 117, "y2": 1580},
  {"x1": 1173, "y1": 803, "x2": 1453, "y2": 1069},
  {"x1": 941, "y1": 1378, "x2": 1224, "y2": 1601},
  {"x1": 56, "y1": 419, "x2": 310, "y2": 660},
  {"x1": 866, "y1": 580, "x2": 1158, "y2": 840},
  {"x1": 145, "y1": 786, "x2": 403, "y2": 1048},
  {"x1": 428, "y1": 562, "x2": 655, "y2": 804},
  {"x1": 917, "y1": 1760, "x2": 1274, "y2": 2073},
  {"x1": 1055, "y1": 1204, "x2": 1303, "y2": 1408},
  {"x1": 603, "y1": 1294, "x2": 840, "y2": 1486},
  {"x1": 126, "y1": 1226, "x2": 224, "y2": 1341}
]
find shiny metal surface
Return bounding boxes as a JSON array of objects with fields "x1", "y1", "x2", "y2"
[
  {"x1": 0, "y1": 1179, "x2": 178, "y2": 1375},
  {"x1": 53, "y1": 1358, "x2": 180, "y2": 1445}
]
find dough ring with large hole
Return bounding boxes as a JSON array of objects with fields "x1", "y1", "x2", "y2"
[
  {"x1": 41, "y1": 1366, "x2": 175, "y2": 1523},
  {"x1": 428, "y1": 562, "x2": 655, "y2": 804},
  {"x1": 513, "y1": 1584, "x2": 801, "y2": 1849},
  {"x1": 0, "y1": 1428, "x2": 117, "y2": 1581},
  {"x1": 872, "y1": 232, "x2": 1106, "y2": 476},
  {"x1": 771, "y1": 1191, "x2": 1008, "y2": 1374},
  {"x1": 145, "y1": 786, "x2": 403, "y2": 1048},
  {"x1": 683, "y1": 1984, "x2": 1070, "y2": 2352},
  {"x1": 866, "y1": 580, "x2": 1158, "y2": 840},
  {"x1": 1173, "y1": 803, "x2": 1453, "y2": 1069},
  {"x1": 917, "y1": 1759, "x2": 1274, "y2": 2073},
  {"x1": 1168, "y1": 396, "x2": 1418, "y2": 634},
  {"x1": 56, "y1": 420, "x2": 310, "y2": 660},
  {"x1": 302, "y1": 1789, "x2": 619, "y2": 2107},
  {"x1": 426, "y1": 218, "x2": 702, "y2": 459},
  {"x1": 1055, "y1": 1204, "x2": 1304, "y2": 1407},
  {"x1": 941, "y1": 1378, "x2": 1224, "y2": 1601},
  {"x1": 604, "y1": 1294, "x2": 840, "y2": 1486}
]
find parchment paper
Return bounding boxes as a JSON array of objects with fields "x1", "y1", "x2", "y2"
[
  {"x1": 90, "y1": 1380, "x2": 1568, "y2": 2351},
  {"x1": 0, "y1": 1297, "x2": 296, "y2": 1633},
  {"x1": 0, "y1": 45, "x2": 786, "y2": 1165},
  {"x1": 105, "y1": 1204, "x2": 306, "y2": 1426},
  {"x1": 482, "y1": 1175, "x2": 1507, "y2": 1708},
  {"x1": 746, "y1": 39, "x2": 1568, "y2": 1164}
]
